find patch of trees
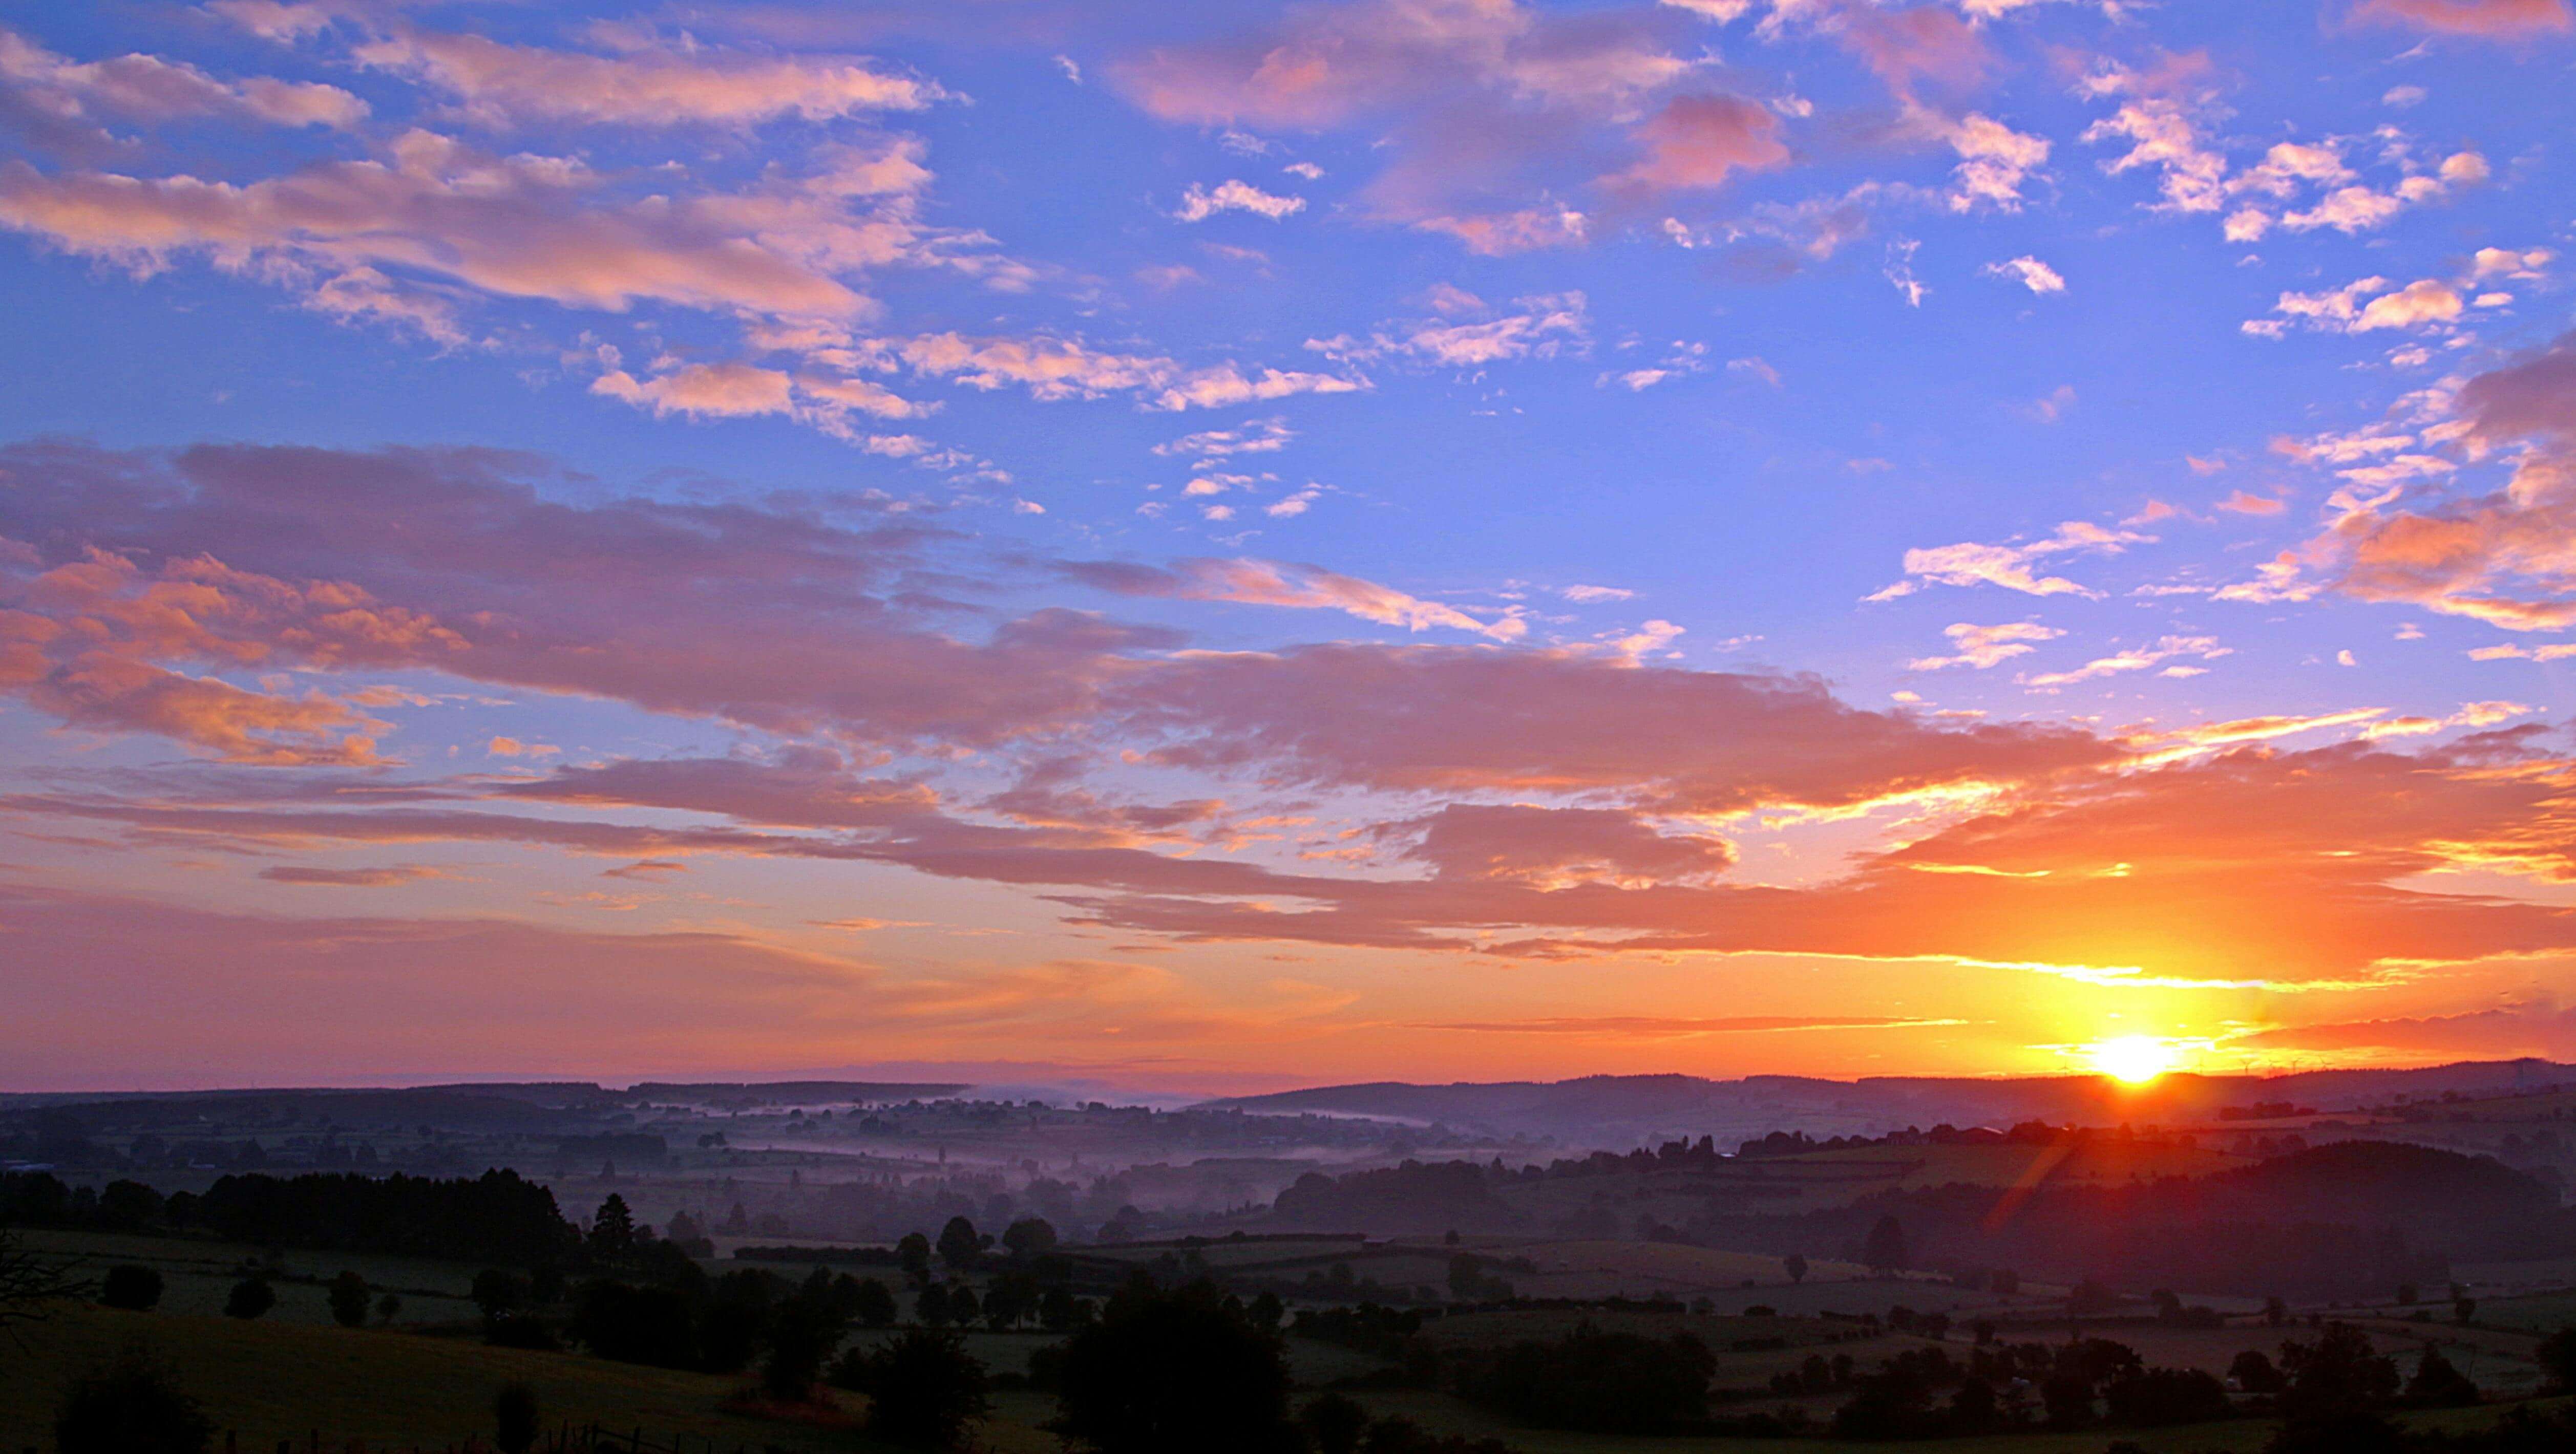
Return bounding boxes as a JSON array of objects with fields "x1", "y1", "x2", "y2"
[
  {"x1": 1447, "y1": 1324, "x2": 1717, "y2": 1435},
  {"x1": 1049, "y1": 1278, "x2": 1303, "y2": 1453},
  {"x1": 1273, "y1": 1161, "x2": 1516, "y2": 1233},
  {"x1": 1, "y1": 1167, "x2": 580, "y2": 1268}
]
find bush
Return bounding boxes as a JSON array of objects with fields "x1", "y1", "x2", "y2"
[
  {"x1": 55, "y1": 1346, "x2": 214, "y2": 1454},
  {"x1": 222, "y1": 1276, "x2": 275, "y2": 1320},
  {"x1": 327, "y1": 1270, "x2": 370, "y2": 1328},
  {"x1": 99, "y1": 1265, "x2": 163, "y2": 1312},
  {"x1": 494, "y1": 1382, "x2": 540, "y2": 1454},
  {"x1": 833, "y1": 1329, "x2": 990, "y2": 1449}
]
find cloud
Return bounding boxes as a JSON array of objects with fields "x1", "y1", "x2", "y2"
[
  {"x1": 2217, "y1": 490, "x2": 2286, "y2": 516},
  {"x1": 1397, "y1": 802, "x2": 1734, "y2": 887},
  {"x1": 349, "y1": 29, "x2": 943, "y2": 129},
  {"x1": 0, "y1": 129, "x2": 947, "y2": 325},
  {"x1": 2251, "y1": 275, "x2": 2464, "y2": 337},
  {"x1": 1870, "y1": 521, "x2": 2150, "y2": 600},
  {"x1": 0, "y1": 24, "x2": 367, "y2": 147},
  {"x1": 1907, "y1": 621, "x2": 2064, "y2": 670},
  {"x1": 259, "y1": 864, "x2": 442, "y2": 886},
  {"x1": 2351, "y1": 0, "x2": 2573, "y2": 38},
  {"x1": 847, "y1": 332, "x2": 1365, "y2": 411},
  {"x1": 0, "y1": 440, "x2": 1151, "y2": 751},
  {"x1": 1609, "y1": 92, "x2": 1789, "y2": 191},
  {"x1": 1060, "y1": 558, "x2": 1523, "y2": 639},
  {"x1": 593, "y1": 364, "x2": 798, "y2": 420},
  {"x1": 2263, "y1": 334, "x2": 2576, "y2": 630},
  {"x1": 2021, "y1": 633, "x2": 2229, "y2": 687},
  {"x1": 1108, "y1": 0, "x2": 1732, "y2": 251},
  {"x1": 1981, "y1": 255, "x2": 2063, "y2": 293},
  {"x1": 1173, "y1": 179, "x2": 1307, "y2": 221},
  {"x1": 1308, "y1": 291, "x2": 1588, "y2": 369}
]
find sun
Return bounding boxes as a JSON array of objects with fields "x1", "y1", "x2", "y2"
[{"x1": 2089, "y1": 1035, "x2": 2179, "y2": 1085}]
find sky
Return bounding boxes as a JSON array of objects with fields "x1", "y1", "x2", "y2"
[{"x1": 0, "y1": 0, "x2": 2573, "y2": 1095}]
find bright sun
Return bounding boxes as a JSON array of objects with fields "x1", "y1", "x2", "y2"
[{"x1": 2089, "y1": 1035, "x2": 2179, "y2": 1085}]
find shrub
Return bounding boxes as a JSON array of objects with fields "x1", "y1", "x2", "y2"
[
  {"x1": 222, "y1": 1276, "x2": 275, "y2": 1320},
  {"x1": 327, "y1": 1270, "x2": 371, "y2": 1328},
  {"x1": 99, "y1": 1265, "x2": 163, "y2": 1312},
  {"x1": 494, "y1": 1382, "x2": 540, "y2": 1454},
  {"x1": 834, "y1": 1329, "x2": 990, "y2": 1449},
  {"x1": 54, "y1": 1346, "x2": 214, "y2": 1454}
]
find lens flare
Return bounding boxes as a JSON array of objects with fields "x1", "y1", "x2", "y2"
[{"x1": 2089, "y1": 1035, "x2": 2178, "y2": 1085}]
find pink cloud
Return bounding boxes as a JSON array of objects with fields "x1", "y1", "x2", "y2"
[
  {"x1": 2353, "y1": 0, "x2": 2573, "y2": 37},
  {"x1": 350, "y1": 29, "x2": 944, "y2": 129}
]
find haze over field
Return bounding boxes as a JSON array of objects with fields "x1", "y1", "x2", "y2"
[{"x1": 2, "y1": 0, "x2": 2575, "y2": 1094}]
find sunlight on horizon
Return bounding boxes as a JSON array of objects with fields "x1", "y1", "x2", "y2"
[{"x1": 2088, "y1": 1035, "x2": 2181, "y2": 1085}]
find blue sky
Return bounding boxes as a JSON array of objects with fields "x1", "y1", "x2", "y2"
[{"x1": 1, "y1": 0, "x2": 2573, "y2": 1092}]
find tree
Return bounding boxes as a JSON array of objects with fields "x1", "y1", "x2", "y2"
[
  {"x1": 494, "y1": 1383, "x2": 540, "y2": 1454},
  {"x1": 2230, "y1": 1349, "x2": 2285, "y2": 1394},
  {"x1": 762, "y1": 1291, "x2": 849, "y2": 1401},
  {"x1": 917, "y1": 1282, "x2": 952, "y2": 1328},
  {"x1": 1003, "y1": 1217, "x2": 1059, "y2": 1259},
  {"x1": 2404, "y1": 1344, "x2": 2478, "y2": 1406},
  {"x1": 2277, "y1": 1323, "x2": 2400, "y2": 1422},
  {"x1": 854, "y1": 1276, "x2": 898, "y2": 1328},
  {"x1": 223, "y1": 1276, "x2": 275, "y2": 1320},
  {"x1": 588, "y1": 1193, "x2": 637, "y2": 1260},
  {"x1": 837, "y1": 1328, "x2": 991, "y2": 1450},
  {"x1": 2538, "y1": 1325, "x2": 2576, "y2": 1393},
  {"x1": 374, "y1": 1292, "x2": 401, "y2": 1324},
  {"x1": 1, "y1": 1231, "x2": 89, "y2": 1340},
  {"x1": 328, "y1": 1270, "x2": 371, "y2": 1328},
  {"x1": 897, "y1": 1231, "x2": 933, "y2": 1282},
  {"x1": 1051, "y1": 1279, "x2": 1300, "y2": 1454},
  {"x1": 100, "y1": 1266, "x2": 164, "y2": 1312},
  {"x1": 937, "y1": 1215, "x2": 982, "y2": 1272},
  {"x1": 949, "y1": 1285, "x2": 981, "y2": 1325},
  {"x1": 1862, "y1": 1216, "x2": 1907, "y2": 1274},
  {"x1": 54, "y1": 1346, "x2": 215, "y2": 1454},
  {"x1": 472, "y1": 1268, "x2": 529, "y2": 1329},
  {"x1": 57, "y1": 1348, "x2": 214, "y2": 1441},
  {"x1": 1299, "y1": 1393, "x2": 1370, "y2": 1454},
  {"x1": 1783, "y1": 1254, "x2": 1808, "y2": 1286},
  {"x1": 1249, "y1": 1290, "x2": 1284, "y2": 1330}
]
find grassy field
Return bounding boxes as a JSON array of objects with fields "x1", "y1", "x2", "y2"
[
  {"x1": 0, "y1": 1304, "x2": 911, "y2": 1453},
  {"x1": 11, "y1": 1228, "x2": 482, "y2": 1329},
  {"x1": 3, "y1": 1298, "x2": 2562, "y2": 1454}
]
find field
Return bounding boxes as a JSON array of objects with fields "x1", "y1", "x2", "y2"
[{"x1": 5, "y1": 1225, "x2": 2567, "y2": 1454}]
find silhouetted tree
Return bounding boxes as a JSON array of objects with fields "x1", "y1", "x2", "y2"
[
  {"x1": 494, "y1": 1382, "x2": 540, "y2": 1454},
  {"x1": 1863, "y1": 1216, "x2": 1908, "y2": 1274},
  {"x1": 222, "y1": 1275, "x2": 274, "y2": 1320},
  {"x1": 834, "y1": 1328, "x2": 991, "y2": 1450},
  {"x1": 587, "y1": 1193, "x2": 636, "y2": 1260},
  {"x1": 762, "y1": 1290, "x2": 848, "y2": 1401},
  {"x1": 2231, "y1": 1349, "x2": 2285, "y2": 1394},
  {"x1": 1052, "y1": 1279, "x2": 1300, "y2": 1454},
  {"x1": 917, "y1": 1282, "x2": 952, "y2": 1328},
  {"x1": 1003, "y1": 1217, "x2": 1059, "y2": 1258},
  {"x1": 327, "y1": 1270, "x2": 370, "y2": 1328},
  {"x1": 937, "y1": 1216, "x2": 982, "y2": 1272},
  {"x1": 897, "y1": 1231, "x2": 932, "y2": 1282},
  {"x1": 374, "y1": 1292, "x2": 400, "y2": 1324},
  {"x1": 854, "y1": 1276, "x2": 898, "y2": 1328},
  {"x1": 2405, "y1": 1344, "x2": 2479, "y2": 1406},
  {"x1": 1783, "y1": 1253, "x2": 1808, "y2": 1285},
  {"x1": 54, "y1": 1346, "x2": 214, "y2": 1454},
  {"x1": 1299, "y1": 1393, "x2": 1370, "y2": 1454},
  {"x1": 99, "y1": 1265, "x2": 163, "y2": 1312},
  {"x1": 2539, "y1": 1326, "x2": 2576, "y2": 1393}
]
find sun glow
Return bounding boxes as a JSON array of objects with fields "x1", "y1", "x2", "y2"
[{"x1": 2089, "y1": 1035, "x2": 2179, "y2": 1084}]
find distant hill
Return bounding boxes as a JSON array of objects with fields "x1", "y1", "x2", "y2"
[{"x1": 1200, "y1": 1060, "x2": 2576, "y2": 1145}]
